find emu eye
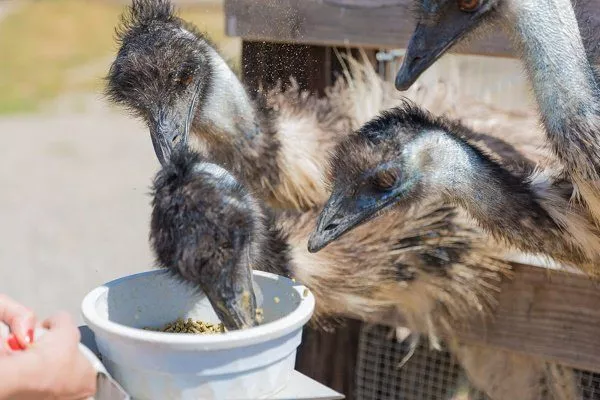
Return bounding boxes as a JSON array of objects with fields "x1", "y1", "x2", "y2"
[
  {"x1": 175, "y1": 71, "x2": 194, "y2": 87},
  {"x1": 181, "y1": 74, "x2": 193, "y2": 86},
  {"x1": 458, "y1": 0, "x2": 481, "y2": 12},
  {"x1": 371, "y1": 169, "x2": 398, "y2": 191}
]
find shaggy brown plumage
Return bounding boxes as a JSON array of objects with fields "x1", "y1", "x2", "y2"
[
  {"x1": 393, "y1": 2, "x2": 600, "y2": 395},
  {"x1": 314, "y1": 104, "x2": 600, "y2": 274},
  {"x1": 150, "y1": 143, "x2": 512, "y2": 345},
  {"x1": 150, "y1": 141, "x2": 575, "y2": 400},
  {"x1": 310, "y1": 103, "x2": 589, "y2": 400}
]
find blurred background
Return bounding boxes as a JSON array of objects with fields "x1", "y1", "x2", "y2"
[{"x1": 0, "y1": 0, "x2": 237, "y2": 322}]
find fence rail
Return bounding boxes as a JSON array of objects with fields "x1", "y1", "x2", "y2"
[
  {"x1": 225, "y1": 0, "x2": 600, "y2": 59},
  {"x1": 364, "y1": 263, "x2": 600, "y2": 373}
]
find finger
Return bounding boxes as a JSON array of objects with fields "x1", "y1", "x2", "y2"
[
  {"x1": 41, "y1": 312, "x2": 80, "y2": 343},
  {"x1": 0, "y1": 338, "x2": 10, "y2": 356},
  {"x1": 0, "y1": 294, "x2": 36, "y2": 348}
]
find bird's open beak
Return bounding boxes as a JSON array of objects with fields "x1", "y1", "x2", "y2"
[
  {"x1": 308, "y1": 190, "x2": 397, "y2": 253},
  {"x1": 395, "y1": 12, "x2": 482, "y2": 91},
  {"x1": 203, "y1": 265, "x2": 258, "y2": 331}
]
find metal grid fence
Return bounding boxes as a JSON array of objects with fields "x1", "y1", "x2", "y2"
[{"x1": 356, "y1": 323, "x2": 600, "y2": 400}]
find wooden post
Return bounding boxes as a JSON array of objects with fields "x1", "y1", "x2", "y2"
[
  {"x1": 242, "y1": 41, "x2": 376, "y2": 96},
  {"x1": 241, "y1": 41, "x2": 332, "y2": 96}
]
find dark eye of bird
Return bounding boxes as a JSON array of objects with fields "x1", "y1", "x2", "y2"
[
  {"x1": 175, "y1": 71, "x2": 194, "y2": 87},
  {"x1": 371, "y1": 170, "x2": 398, "y2": 191},
  {"x1": 457, "y1": 0, "x2": 481, "y2": 12}
]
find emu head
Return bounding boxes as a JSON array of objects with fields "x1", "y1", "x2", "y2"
[
  {"x1": 150, "y1": 148, "x2": 259, "y2": 330},
  {"x1": 106, "y1": 0, "x2": 212, "y2": 165},
  {"x1": 308, "y1": 103, "x2": 473, "y2": 252},
  {"x1": 396, "y1": 0, "x2": 500, "y2": 90}
]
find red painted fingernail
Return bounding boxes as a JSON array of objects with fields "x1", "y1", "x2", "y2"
[
  {"x1": 6, "y1": 334, "x2": 25, "y2": 351},
  {"x1": 26, "y1": 329, "x2": 34, "y2": 344}
]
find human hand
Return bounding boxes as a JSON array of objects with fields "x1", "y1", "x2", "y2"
[
  {"x1": 0, "y1": 294, "x2": 36, "y2": 352},
  {"x1": 0, "y1": 308, "x2": 97, "y2": 399},
  {"x1": 25, "y1": 312, "x2": 98, "y2": 399}
]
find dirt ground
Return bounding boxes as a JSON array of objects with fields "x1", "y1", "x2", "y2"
[{"x1": 0, "y1": 96, "x2": 159, "y2": 324}]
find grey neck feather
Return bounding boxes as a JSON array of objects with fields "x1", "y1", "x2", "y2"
[
  {"x1": 197, "y1": 46, "x2": 258, "y2": 140},
  {"x1": 407, "y1": 131, "x2": 494, "y2": 211},
  {"x1": 190, "y1": 45, "x2": 278, "y2": 188},
  {"x1": 502, "y1": 0, "x2": 600, "y2": 132},
  {"x1": 410, "y1": 131, "x2": 562, "y2": 255}
]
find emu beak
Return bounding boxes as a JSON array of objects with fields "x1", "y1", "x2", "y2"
[
  {"x1": 395, "y1": 14, "x2": 481, "y2": 91},
  {"x1": 150, "y1": 80, "x2": 203, "y2": 165},
  {"x1": 203, "y1": 265, "x2": 258, "y2": 331},
  {"x1": 308, "y1": 180, "x2": 416, "y2": 252},
  {"x1": 150, "y1": 112, "x2": 185, "y2": 166},
  {"x1": 308, "y1": 191, "x2": 383, "y2": 253}
]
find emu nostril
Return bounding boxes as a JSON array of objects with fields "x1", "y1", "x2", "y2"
[
  {"x1": 172, "y1": 134, "x2": 180, "y2": 144},
  {"x1": 413, "y1": 56, "x2": 422, "y2": 63},
  {"x1": 324, "y1": 223, "x2": 339, "y2": 232}
]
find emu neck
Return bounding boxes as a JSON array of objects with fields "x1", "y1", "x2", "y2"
[
  {"x1": 424, "y1": 132, "x2": 569, "y2": 260},
  {"x1": 198, "y1": 47, "x2": 258, "y2": 142},
  {"x1": 504, "y1": 0, "x2": 598, "y2": 124},
  {"x1": 503, "y1": 0, "x2": 600, "y2": 175},
  {"x1": 194, "y1": 48, "x2": 279, "y2": 197}
]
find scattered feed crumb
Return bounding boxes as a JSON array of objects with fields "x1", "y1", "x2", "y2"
[
  {"x1": 256, "y1": 308, "x2": 264, "y2": 323},
  {"x1": 273, "y1": 296, "x2": 280, "y2": 304},
  {"x1": 303, "y1": 288, "x2": 309, "y2": 297}
]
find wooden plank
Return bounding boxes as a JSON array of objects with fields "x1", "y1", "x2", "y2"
[
  {"x1": 225, "y1": 0, "x2": 600, "y2": 59},
  {"x1": 295, "y1": 320, "x2": 362, "y2": 399},
  {"x1": 364, "y1": 263, "x2": 600, "y2": 373},
  {"x1": 461, "y1": 264, "x2": 600, "y2": 373}
]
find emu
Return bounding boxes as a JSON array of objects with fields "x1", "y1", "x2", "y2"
[
  {"x1": 310, "y1": 103, "x2": 589, "y2": 400},
  {"x1": 395, "y1": 0, "x2": 600, "y2": 226}
]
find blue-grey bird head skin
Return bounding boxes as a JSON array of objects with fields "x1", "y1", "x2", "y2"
[{"x1": 309, "y1": 103, "x2": 434, "y2": 252}]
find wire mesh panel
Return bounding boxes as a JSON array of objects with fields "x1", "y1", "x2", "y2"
[
  {"x1": 356, "y1": 323, "x2": 600, "y2": 400},
  {"x1": 356, "y1": 324, "x2": 487, "y2": 400},
  {"x1": 578, "y1": 371, "x2": 600, "y2": 400}
]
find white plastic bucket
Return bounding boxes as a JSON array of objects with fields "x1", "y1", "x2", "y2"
[{"x1": 81, "y1": 270, "x2": 315, "y2": 400}]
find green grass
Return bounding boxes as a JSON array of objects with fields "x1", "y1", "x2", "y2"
[{"x1": 0, "y1": 0, "x2": 238, "y2": 115}]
